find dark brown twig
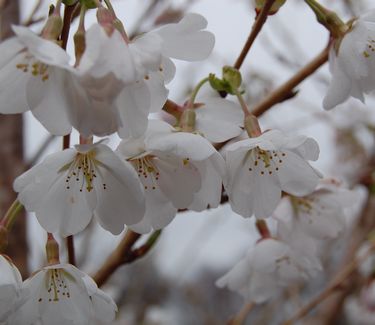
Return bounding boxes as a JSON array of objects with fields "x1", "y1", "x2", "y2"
[{"x1": 234, "y1": 0, "x2": 276, "y2": 69}]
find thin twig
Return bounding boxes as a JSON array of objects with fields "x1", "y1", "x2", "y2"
[
  {"x1": 281, "y1": 241, "x2": 375, "y2": 325},
  {"x1": 60, "y1": 3, "x2": 77, "y2": 265},
  {"x1": 228, "y1": 302, "x2": 255, "y2": 325},
  {"x1": 252, "y1": 46, "x2": 329, "y2": 117},
  {"x1": 93, "y1": 230, "x2": 162, "y2": 287},
  {"x1": 23, "y1": 0, "x2": 44, "y2": 26},
  {"x1": 234, "y1": 0, "x2": 276, "y2": 69}
]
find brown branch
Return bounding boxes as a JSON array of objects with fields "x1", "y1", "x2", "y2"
[
  {"x1": 315, "y1": 192, "x2": 375, "y2": 324},
  {"x1": 228, "y1": 302, "x2": 255, "y2": 325},
  {"x1": 234, "y1": 0, "x2": 276, "y2": 69},
  {"x1": 252, "y1": 45, "x2": 329, "y2": 117},
  {"x1": 93, "y1": 230, "x2": 162, "y2": 287},
  {"x1": 281, "y1": 237, "x2": 375, "y2": 325},
  {"x1": 61, "y1": 3, "x2": 77, "y2": 265},
  {"x1": 23, "y1": 0, "x2": 43, "y2": 26},
  {"x1": 60, "y1": 3, "x2": 77, "y2": 50}
]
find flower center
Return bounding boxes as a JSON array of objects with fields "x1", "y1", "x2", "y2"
[
  {"x1": 38, "y1": 269, "x2": 71, "y2": 303},
  {"x1": 64, "y1": 152, "x2": 106, "y2": 192},
  {"x1": 133, "y1": 156, "x2": 160, "y2": 190},
  {"x1": 363, "y1": 38, "x2": 375, "y2": 58},
  {"x1": 16, "y1": 53, "x2": 49, "y2": 81},
  {"x1": 247, "y1": 147, "x2": 286, "y2": 176}
]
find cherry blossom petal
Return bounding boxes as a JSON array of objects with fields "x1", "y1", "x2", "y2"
[
  {"x1": 195, "y1": 98, "x2": 244, "y2": 143},
  {"x1": 323, "y1": 56, "x2": 352, "y2": 110},
  {"x1": 14, "y1": 149, "x2": 77, "y2": 212},
  {"x1": 0, "y1": 37, "x2": 24, "y2": 67},
  {"x1": 78, "y1": 24, "x2": 137, "y2": 82},
  {"x1": 147, "y1": 132, "x2": 216, "y2": 161},
  {"x1": 12, "y1": 25, "x2": 70, "y2": 68},
  {"x1": 0, "y1": 53, "x2": 29, "y2": 113},
  {"x1": 93, "y1": 145, "x2": 145, "y2": 234},
  {"x1": 189, "y1": 153, "x2": 225, "y2": 211},
  {"x1": 277, "y1": 151, "x2": 320, "y2": 196},
  {"x1": 252, "y1": 171, "x2": 281, "y2": 218},
  {"x1": 154, "y1": 157, "x2": 201, "y2": 208},
  {"x1": 146, "y1": 72, "x2": 169, "y2": 113},
  {"x1": 130, "y1": 186, "x2": 177, "y2": 234},
  {"x1": 26, "y1": 68, "x2": 72, "y2": 135},
  {"x1": 156, "y1": 13, "x2": 215, "y2": 61},
  {"x1": 116, "y1": 80, "x2": 151, "y2": 138}
]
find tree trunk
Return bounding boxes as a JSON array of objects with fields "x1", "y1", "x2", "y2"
[{"x1": 0, "y1": 0, "x2": 28, "y2": 277}]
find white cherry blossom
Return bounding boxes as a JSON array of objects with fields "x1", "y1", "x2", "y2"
[
  {"x1": 224, "y1": 129, "x2": 321, "y2": 218},
  {"x1": 0, "y1": 25, "x2": 72, "y2": 135},
  {"x1": 323, "y1": 10, "x2": 375, "y2": 109},
  {"x1": 216, "y1": 235, "x2": 320, "y2": 303},
  {"x1": 117, "y1": 120, "x2": 224, "y2": 234},
  {"x1": 273, "y1": 183, "x2": 357, "y2": 239},
  {"x1": 67, "y1": 23, "x2": 154, "y2": 138},
  {"x1": 10, "y1": 264, "x2": 117, "y2": 325},
  {"x1": 13, "y1": 141, "x2": 145, "y2": 237},
  {"x1": 0, "y1": 255, "x2": 23, "y2": 323}
]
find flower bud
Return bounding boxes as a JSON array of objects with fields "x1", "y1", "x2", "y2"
[
  {"x1": 305, "y1": 0, "x2": 348, "y2": 39},
  {"x1": 74, "y1": 29, "x2": 86, "y2": 65},
  {"x1": 254, "y1": 0, "x2": 286, "y2": 16},
  {"x1": 97, "y1": 7, "x2": 116, "y2": 35},
  {"x1": 42, "y1": 15, "x2": 63, "y2": 40},
  {"x1": 209, "y1": 73, "x2": 232, "y2": 94},
  {"x1": 180, "y1": 109, "x2": 196, "y2": 132},
  {"x1": 222, "y1": 66, "x2": 242, "y2": 91}
]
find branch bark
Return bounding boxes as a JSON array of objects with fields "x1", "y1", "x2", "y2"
[
  {"x1": 0, "y1": 0, "x2": 28, "y2": 278},
  {"x1": 93, "y1": 230, "x2": 162, "y2": 287}
]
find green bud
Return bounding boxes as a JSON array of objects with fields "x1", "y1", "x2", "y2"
[
  {"x1": 222, "y1": 66, "x2": 242, "y2": 90},
  {"x1": 255, "y1": 0, "x2": 286, "y2": 15},
  {"x1": 80, "y1": 0, "x2": 98, "y2": 9},
  {"x1": 304, "y1": 0, "x2": 348, "y2": 39},
  {"x1": 208, "y1": 73, "x2": 233, "y2": 94},
  {"x1": 63, "y1": 0, "x2": 79, "y2": 5},
  {"x1": 74, "y1": 30, "x2": 86, "y2": 65},
  {"x1": 42, "y1": 15, "x2": 63, "y2": 40}
]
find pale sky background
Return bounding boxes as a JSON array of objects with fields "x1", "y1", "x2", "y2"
[{"x1": 17, "y1": 0, "x2": 375, "y2": 281}]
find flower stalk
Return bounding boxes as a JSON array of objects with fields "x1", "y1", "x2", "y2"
[
  {"x1": 46, "y1": 233, "x2": 60, "y2": 265},
  {"x1": 187, "y1": 77, "x2": 209, "y2": 108},
  {"x1": 304, "y1": 0, "x2": 348, "y2": 38},
  {"x1": 0, "y1": 200, "x2": 24, "y2": 230},
  {"x1": 256, "y1": 219, "x2": 271, "y2": 239}
]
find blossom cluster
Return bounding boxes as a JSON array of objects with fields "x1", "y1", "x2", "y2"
[{"x1": 0, "y1": 0, "x2": 374, "y2": 323}]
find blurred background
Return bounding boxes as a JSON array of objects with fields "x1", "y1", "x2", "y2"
[{"x1": 1, "y1": 0, "x2": 375, "y2": 323}]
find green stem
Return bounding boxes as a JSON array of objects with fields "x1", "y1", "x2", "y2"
[
  {"x1": 304, "y1": 0, "x2": 347, "y2": 37},
  {"x1": 304, "y1": 0, "x2": 328, "y2": 21},
  {"x1": 188, "y1": 77, "x2": 209, "y2": 108},
  {"x1": 103, "y1": 0, "x2": 115, "y2": 15},
  {"x1": 234, "y1": 89, "x2": 250, "y2": 117},
  {"x1": 78, "y1": 3, "x2": 86, "y2": 29},
  {"x1": 0, "y1": 200, "x2": 24, "y2": 230},
  {"x1": 55, "y1": 0, "x2": 62, "y2": 13}
]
